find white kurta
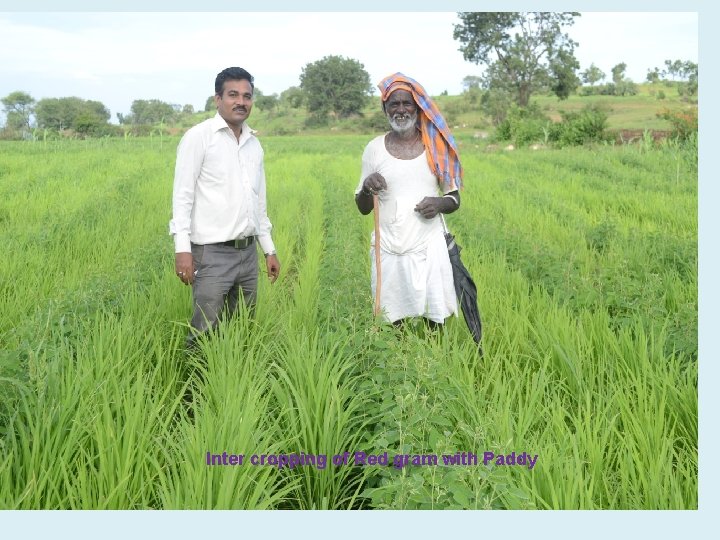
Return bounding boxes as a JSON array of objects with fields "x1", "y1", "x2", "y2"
[{"x1": 357, "y1": 134, "x2": 458, "y2": 323}]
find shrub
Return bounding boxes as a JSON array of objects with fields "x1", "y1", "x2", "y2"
[
  {"x1": 549, "y1": 104, "x2": 611, "y2": 147},
  {"x1": 361, "y1": 110, "x2": 390, "y2": 132},
  {"x1": 656, "y1": 107, "x2": 698, "y2": 141},
  {"x1": 493, "y1": 103, "x2": 550, "y2": 146},
  {"x1": 304, "y1": 112, "x2": 329, "y2": 128}
]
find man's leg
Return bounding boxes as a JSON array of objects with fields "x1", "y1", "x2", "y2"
[
  {"x1": 227, "y1": 245, "x2": 259, "y2": 317},
  {"x1": 187, "y1": 244, "x2": 235, "y2": 348}
]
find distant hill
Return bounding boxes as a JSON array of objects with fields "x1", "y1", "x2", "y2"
[{"x1": 167, "y1": 83, "x2": 696, "y2": 140}]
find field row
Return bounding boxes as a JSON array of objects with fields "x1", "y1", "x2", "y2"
[{"x1": 0, "y1": 137, "x2": 697, "y2": 509}]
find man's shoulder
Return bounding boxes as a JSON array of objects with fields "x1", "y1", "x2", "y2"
[
  {"x1": 368, "y1": 132, "x2": 388, "y2": 145},
  {"x1": 363, "y1": 133, "x2": 388, "y2": 154},
  {"x1": 188, "y1": 116, "x2": 219, "y2": 135}
]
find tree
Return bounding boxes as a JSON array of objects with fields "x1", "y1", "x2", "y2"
[
  {"x1": 609, "y1": 63, "x2": 637, "y2": 97},
  {"x1": 453, "y1": 12, "x2": 580, "y2": 107},
  {"x1": 656, "y1": 59, "x2": 698, "y2": 82},
  {"x1": 280, "y1": 86, "x2": 306, "y2": 109},
  {"x1": 549, "y1": 49, "x2": 580, "y2": 99},
  {"x1": 300, "y1": 55, "x2": 372, "y2": 120},
  {"x1": 73, "y1": 111, "x2": 106, "y2": 135},
  {"x1": 611, "y1": 63, "x2": 627, "y2": 85},
  {"x1": 462, "y1": 75, "x2": 483, "y2": 91},
  {"x1": 681, "y1": 61, "x2": 698, "y2": 82},
  {"x1": 204, "y1": 95, "x2": 215, "y2": 112},
  {"x1": 254, "y1": 93, "x2": 279, "y2": 113},
  {"x1": 654, "y1": 60, "x2": 698, "y2": 97},
  {"x1": 581, "y1": 63, "x2": 605, "y2": 86},
  {"x1": 664, "y1": 59, "x2": 684, "y2": 81},
  {"x1": 35, "y1": 97, "x2": 110, "y2": 131},
  {"x1": 646, "y1": 68, "x2": 661, "y2": 84},
  {"x1": 182, "y1": 104, "x2": 195, "y2": 115},
  {"x1": 128, "y1": 99, "x2": 176, "y2": 124},
  {"x1": 1, "y1": 91, "x2": 35, "y2": 130}
]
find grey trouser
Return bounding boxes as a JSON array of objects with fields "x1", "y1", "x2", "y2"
[{"x1": 187, "y1": 242, "x2": 258, "y2": 345}]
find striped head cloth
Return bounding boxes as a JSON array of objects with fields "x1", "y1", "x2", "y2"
[{"x1": 378, "y1": 72, "x2": 463, "y2": 189}]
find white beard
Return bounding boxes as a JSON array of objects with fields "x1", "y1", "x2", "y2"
[{"x1": 388, "y1": 110, "x2": 418, "y2": 135}]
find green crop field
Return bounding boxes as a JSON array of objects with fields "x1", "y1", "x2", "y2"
[{"x1": 0, "y1": 134, "x2": 697, "y2": 509}]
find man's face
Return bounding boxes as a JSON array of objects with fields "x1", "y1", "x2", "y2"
[
  {"x1": 385, "y1": 89, "x2": 418, "y2": 134},
  {"x1": 215, "y1": 79, "x2": 253, "y2": 127}
]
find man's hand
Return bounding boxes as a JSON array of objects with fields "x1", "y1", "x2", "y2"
[
  {"x1": 356, "y1": 173, "x2": 387, "y2": 215},
  {"x1": 415, "y1": 191, "x2": 460, "y2": 219},
  {"x1": 175, "y1": 252, "x2": 194, "y2": 285},
  {"x1": 414, "y1": 197, "x2": 443, "y2": 219},
  {"x1": 362, "y1": 173, "x2": 387, "y2": 194},
  {"x1": 266, "y1": 254, "x2": 280, "y2": 283}
]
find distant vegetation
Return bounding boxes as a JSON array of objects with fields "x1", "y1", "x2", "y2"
[
  {"x1": 1, "y1": 15, "x2": 698, "y2": 148},
  {"x1": 2, "y1": 9, "x2": 698, "y2": 147}
]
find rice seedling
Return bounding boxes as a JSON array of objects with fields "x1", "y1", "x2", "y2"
[{"x1": 0, "y1": 134, "x2": 697, "y2": 509}]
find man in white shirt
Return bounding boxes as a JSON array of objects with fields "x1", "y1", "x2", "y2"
[{"x1": 170, "y1": 67, "x2": 280, "y2": 346}]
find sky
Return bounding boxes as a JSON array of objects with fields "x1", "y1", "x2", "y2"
[{"x1": 0, "y1": 11, "x2": 698, "y2": 123}]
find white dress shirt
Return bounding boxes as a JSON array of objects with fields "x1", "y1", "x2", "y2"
[{"x1": 169, "y1": 113, "x2": 275, "y2": 255}]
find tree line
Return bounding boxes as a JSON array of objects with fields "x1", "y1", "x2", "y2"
[{"x1": 1, "y1": 12, "x2": 698, "y2": 140}]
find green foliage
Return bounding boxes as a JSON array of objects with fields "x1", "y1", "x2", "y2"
[
  {"x1": 582, "y1": 64, "x2": 605, "y2": 86},
  {"x1": 126, "y1": 99, "x2": 176, "y2": 125},
  {"x1": 494, "y1": 102, "x2": 610, "y2": 148},
  {"x1": 646, "y1": 68, "x2": 661, "y2": 84},
  {"x1": 549, "y1": 49, "x2": 581, "y2": 100},
  {"x1": 361, "y1": 109, "x2": 391, "y2": 132},
  {"x1": 580, "y1": 81, "x2": 638, "y2": 97},
  {"x1": 454, "y1": 12, "x2": 580, "y2": 106},
  {"x1": 1, "y1": 91, "x2": 35, "y2": 131},
  {"x1": 4, "y1": 111, "x2": 29, "y2": 132},
  {"x1": 280, "y1": 86, "x2": 306, "y2": 109},
  {"x1": 611, "y1": 63, "x2": 627, "y2": 84},
  {"x1": 462, "y1": 75, "x2": 482, "y2": 91},
  {"x1": 494, "y1": 103, "x2": 551, "y2": 145},
  {"x1": 204, "y1": 95, "x2": 215, "y2": 112},
  {"x1": 548, "y1": 104, "x2": 611, "y2": 147},
  {"x1": 254, "y1": 93, "x2": 279, "y2": 113},
  {"x1": 656, "y1": 107, "x2": 698, "y2": 141},
  {"x1": 481, "y1": 88, "x2": 515, "y2": 126},
  {"x1": 646, "y1": 59, "x2": 698, "y2": 93},
  {"x1": 300, "y1": 55, "x2": 372, "y2": 119},
  {"x1": 0, "y1": 136, "x2": 698, "y2": 510},
  {"x1": 34, "y1": 97, "x2": 110, "y2": 131},
  {"x1": 72, "y1": 112, "x2": 106, "y2": 135},
  {"x1": 662, "y1": 59, "x2": 698, "y2": 82}
]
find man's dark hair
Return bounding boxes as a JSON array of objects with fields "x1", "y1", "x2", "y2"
[{"x1": 215, "y1": 67, "x2": 255, "y2": 96}]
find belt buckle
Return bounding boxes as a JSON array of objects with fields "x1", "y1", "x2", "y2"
[{"x1": 234, "y1": 236, "x2": 251, "y2": 249}]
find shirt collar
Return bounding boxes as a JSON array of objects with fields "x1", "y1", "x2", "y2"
[{"x1": 211, "y1": 112, "x2": 256, "y2": 141}]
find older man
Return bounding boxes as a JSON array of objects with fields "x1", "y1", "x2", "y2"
[
  {"x1": 171, "y1": 67, "x2": 280, "y2": 347},
  {"x1": 355, "y1": 73, "x2": 462, "y2": 327}
]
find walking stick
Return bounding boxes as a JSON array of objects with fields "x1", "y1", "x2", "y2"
[{"x1": 373, "y1": 193, "x2": 382, "y2": 317}]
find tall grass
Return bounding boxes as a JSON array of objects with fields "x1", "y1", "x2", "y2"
[{"x1": 0, "y1": 135, "x2": 697, "y2": 509}]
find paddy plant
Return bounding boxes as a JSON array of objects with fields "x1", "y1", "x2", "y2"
[{"x1": 0, "y1": 135, "x2": 697, "y2": 510}]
